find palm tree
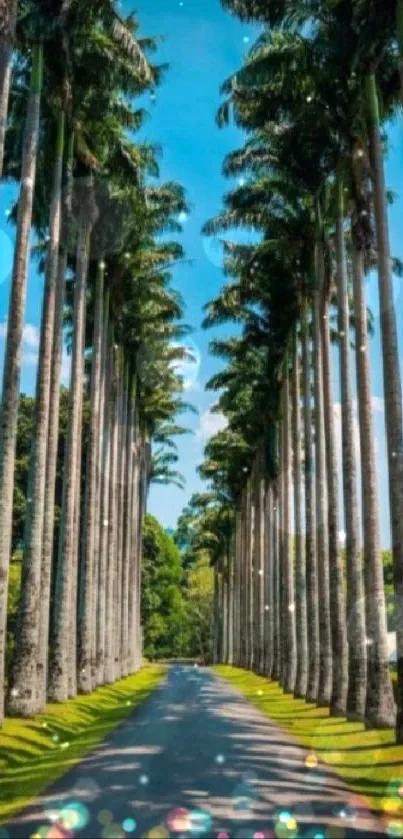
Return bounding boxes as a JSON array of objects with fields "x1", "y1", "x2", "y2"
[
  {"x1": 292, "y1": 328, "x2": 307, "y2": 698},
  {"x1": 77, "y1": 261, "x2": 104, "y2": 694},
  {"x1": 351, "y1": 240, "x2": 396, "y2": 729},
  {"x1": 321, "y1": 290, "x2": 348, "y2": 716},
  {"x1": 48, "y1": 183, "x2": 94, "y2": 701},
  {"x1": 0, "y1": 38, "x2": 43, "y2": 723},
  {"x1": 366, "y1": 72, "x2": 403, "y2": 737},
  {"x1": 335, "y1": 177, "x2": 367, "y2": 720},
  {"x1": 0, "y1": 0, "x2": 17, "y2": 178},
  {"x1": 301, "y1": 309, "x2": 319, "y2": 702},
  {"x1": 312, "y1": 241, "x2": 332, "y2": 706},
  {"x1": 281, "y1": 365, "x2": 297, "y2": 692},
  {"x1": 8, "y1": 111, "x2": 65, "y2": 716}
]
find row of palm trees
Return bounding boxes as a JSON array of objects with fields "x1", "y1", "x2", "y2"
[
  {"x1": 0, "y1": 1, "x2": 189, "y2": 722},
  {"x1": 187, "y1": 0, "x2": 403, "y2": 742}
]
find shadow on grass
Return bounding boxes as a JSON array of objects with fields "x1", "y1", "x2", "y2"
[
  {"x1": 214, "y1": 665, "x2": 403, "y2": 816},
  {"x1": 0, "y1": 667, "x2": 166, "y2": 822}
]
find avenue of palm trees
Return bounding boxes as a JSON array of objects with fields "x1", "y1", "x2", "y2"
[
  {"x1": 0, "y1": 1, "x2": 190, "y2": 723},
  {"x1": 183, "y1": 0, "x2": 403, "y2": 744}
]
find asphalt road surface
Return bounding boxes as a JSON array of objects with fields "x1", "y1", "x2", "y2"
[{"x1": 6, "y1": 666, "x2": 387, "y2": 838}]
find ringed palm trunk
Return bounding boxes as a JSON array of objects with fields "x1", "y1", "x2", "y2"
[
  {"x1": 37, "y1": 129, "x2": 74, "y2": 709},
  {"x1": 302, "y1": 309, "x2": 319, "y2": 701},
  {"x1": 264, "y1": 481, "x2": 273, "y2": 677},
  {"x1": 115, "y1": 360, "x2": 127, "y2": 679},
  {"x1": 121, "y1": 378, "x2": 134, "y2": 677},
  {"x1": 233, "y1": 510, "x2": 241, "y2": 666},
  {"x1": 336, "y1": 182, "x2": 366, "y2": 720},
  {"x1": 213, "y1": 567, "x2": 220, "y2": 664},
  {"x1": 313, "y1": 229, "x2": 333, "y2": 705},
  {"x1": 227, "y1": 537, "x2": 234, "y2": 665},
  {"x1": 8, "y1": 111, "x2": 65, "y2": 717},
  {"x1": 77, "y1": 262, "x2": 104, "y2": 693},
  {"x1": 292, "y1": 329, "x2": 308, "y2": 699},
  {"x1": 128, "y1": 406, "x2": 139, "y2": 673},
  {"x1": 282, "y1": 367, "x2": 297, "y2": 693},
  {"x1": 321, "y1": 296, "x2": 348, "y2": 716},
  {"x1": 0, "y1": 43, "x2": 43, "y2": 724},
  {"x1": 239, "y1": 489, "x2": 246, "y2": 667},
  {"x1": 352, "y1": 244, "x2": 396, "y2": 729},
  {"x1": 247, "y1": 477, "x2": 254, "y2": 670},
  {"x1": 271, "y1": 476, "x2": 281, "y2": 682},
  {"x1": 92, "y1": 287, "x2": 109, "y2": 683},
  {"x1": 104, "y1": 344, "x2": 118, "y2": 684},
  {"x1": 0, "y1": 0, "x2": 17, "y2": 178},
  {"x1": 69, "y1": 378, "x2": 84, "y2": 698},
  {"x1": 48, "y1": 183, "x2": 92, "y2": 701},
  {"x1": 366, "y1": 73, "x2": 403, "y2": 737},
  {"x1": 95, "y1": 298, "x2": 111, "y2": 685}
]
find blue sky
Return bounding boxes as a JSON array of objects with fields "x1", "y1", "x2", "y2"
[{"x1": 0, "y1": 0, "x2": 402, "y2": 545}]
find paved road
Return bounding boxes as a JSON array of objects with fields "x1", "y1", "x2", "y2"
[{"x1": 7, "y1": 667, "x2": 387, "y2": 838}]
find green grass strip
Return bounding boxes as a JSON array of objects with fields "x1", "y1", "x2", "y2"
[
  {"x1": 0, "y1": 664, "x2": 166, "y2": 823},
  {"x1": 215, "y1": 665, "x2": 403, "y2": 824}
]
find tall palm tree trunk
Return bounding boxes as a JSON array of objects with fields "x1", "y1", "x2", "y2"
[
  {"x1": 366, "y1": 73, "x2": 403, "y2": 738},
  {"x1": 233, "y1": 510, "x2": 241, "y2": 666},
  {"x1": 247, "y1": 478, "x2": 254, "y2": 670},
  {"x1": 351, "y1": 244, "x2": 396, "y2": 729},
  {"x1": 92, "y1": 287, "x2": 108, "y2": 684},
  {"x1": 336, "y1": 183, "x2": 366, "y2": 720},
  {"x1": 0, "y1": 0, "x2": 17, "y2": 179},
  {"x1": 321, "y1": 296, "x2": 348, "y2": 715},
  {"x1": 8, "y1": 111, "x2": 65, "y2": 717},
  {"x1": 115, "y1": 362, "x2": 126, "y2": 679},
  {"x1": 104, "y1": 344, "x2": 118, "y2": 684},
  {"x1": 227, "y1": 538, "x2": 234, "y2": 665},
  {"x1": 292, "y1": 329, "x2": 308, "y2": 699},
  {"x1": 69, "y1": 378, "x2": 84, "y2": 699},
  {"x1": 37, "y1": 129, "x2": 73, "y2": 709},
  {"x1": 302, "y1": 310, "x2": 319, "y2": 702},
  {"x1": 121, "y1": 380, "x2": 134, "y2": 677},
  {"x1": 282, "y1": 368, "x2": 297, "y2": 693},
  {"x1": 240, "y1": 489, "x2": 247, "y2": 667},
  {"x1": 313, "y1": 260, "x2": 332, "y2": 704},
  {"x1": 96, "y1": 310, "x2": 112, "y2": 685},
  {"x1": 271, "y1": 477, "x2": 281, "y2": 681},
  {"x1": 264, "y1": 481, "x2": 273, "y2": 677},
  {"x1": 78, "y1": 262, "x2": 104, "y2": 693},
  {"x1": 48, "y1": 183, "x2": 92, "y2": 701},
  {"x1": 0, "y1": 42, "x2": 43, "y2": 723},
  {"x1": 253, "y1": 459, "x2": 263, "y2": 672}
]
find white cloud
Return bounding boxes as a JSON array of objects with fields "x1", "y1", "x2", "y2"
[
  {"x1": 371, "y1": 396, "x2": 385, "y2": 414},
  {"x1": 61, "y1": 350, "x2": 71, "y2": 387},
  {"x1": 23, "y1": 324, "x2": 40, "y2": 349},
  {"x1": 196, "y1": 407, "x2": 228, "y2": 442},
  {"x1": 0, "y1": 321, "x2": 7, "y2": 340},
  {"x1": 171, "y1": 340, "x2": 202, "y2": 393}
]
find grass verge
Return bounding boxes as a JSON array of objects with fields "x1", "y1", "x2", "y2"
[
  {"x1": 215, "y1": 665, "x2": 403, "y2": 822},
  {"x1": 0, "y1": 664, "x2": 166, "y2": 823}
]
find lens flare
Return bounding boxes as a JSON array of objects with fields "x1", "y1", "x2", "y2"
[
  {"x1": 166, "y1": 808, "x2": 191, "y2": 832},
  {"x1": 98, "y1": 810, "x2": 114, "y2": 825},
  {"x1": 122, "y1": 818, "x2": 137, "y2": 833},
  {"x1": 305, "y1": 753, "x2": 318, "y2": 769},
  {"x1": 386, "y1": 821, "x2": 403, "y2": 837},
  {"x1": 189, "y1": 809, "x2": 213, "y2": 835}
]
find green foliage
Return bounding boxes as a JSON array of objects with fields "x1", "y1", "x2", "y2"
[
  {"x1": 185, "y1": 556, "x2": 214, "y2": 663},
  {"x1": 141, "y1": 515, "x2": 188, "y2": 659},
  {"x1": 12, "y1": 390, "x2": 70, "y2": 554},
  {"x1": 141, "y1": 515, "x2": 214, "y2": 662}
]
